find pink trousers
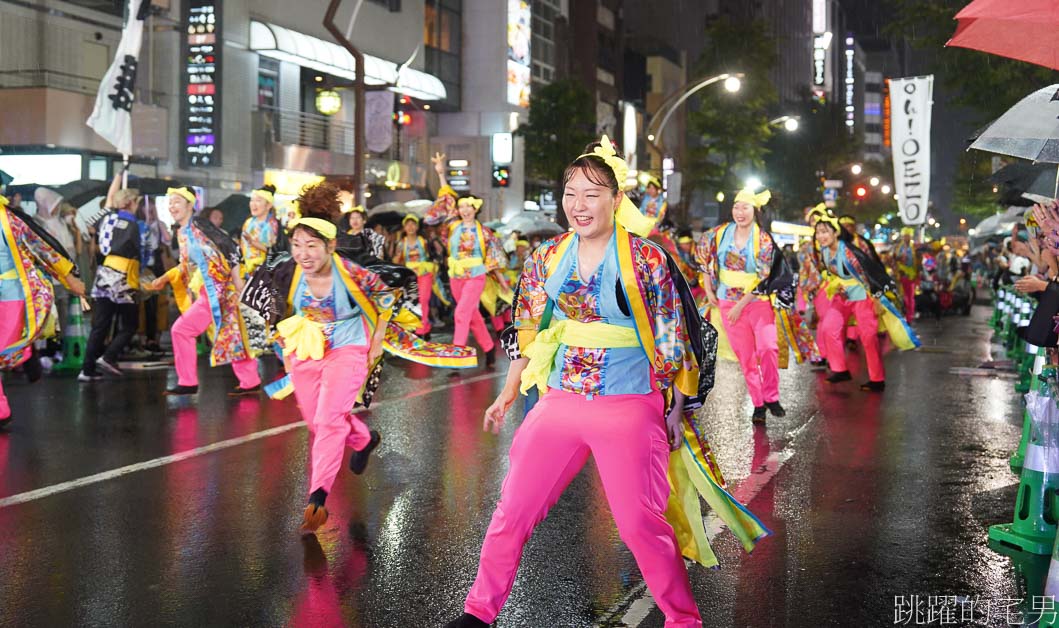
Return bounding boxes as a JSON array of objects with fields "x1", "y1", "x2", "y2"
[
  {"x1": 820, "y1": 295, "x2": 885, "y2": 382},
  {"x1": 465, "y1": 389, "x2": 701, "y2": 627},
  {"x1": 813, "y1": 290, "x2": 832, "y2": 361},
  {"x1": 718, "y1": 299, "x2": 780, "y2": 407},
  {"x1": 450, "y1": 274, "x2": 494, "y2": 352},
  {"x1": 416, "y1": 273, "x2": 433, "y2": 335},
  {"x1": 171, "y1": 292, "x2": 260, "y2": 388},
  {"x1": 0, "y1": 301, "x2": 26, "y2": 419},
  {"x1": 900, "y1": 276, "x2": 916, "y2": 323},
  {"x1": 290, "y1": 344, "x2": 372, "y2": 495}
]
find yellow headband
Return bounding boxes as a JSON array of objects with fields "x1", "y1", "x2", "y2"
[
  {"x1": 167, "y1": 187, "x2": 196, "y2": 204},
  {"x1": 252, "y1": 189, "x2": 275, "y2": 205},
  {"x1": 733, "y1": 188, "x2": 771, "y2": 208},
  {"x1": 458, "y1": 197, "x2": 484, "y2": 211},
  {"x1": 644, "y1": 175, "x2": 663, "y2": 189},
  {"x1": 677, "y1": 236, "x2": 693, "y2": 244},
  {"x1": 900, "y1": 226, "x2": 915, "y2": 236},
  {"x1": 288, "y1": 217, "x2": 338, "y2": 240},
  {"x1": 402, "y1": 214, "x2": 420, "y2": 224},
  {"x1": 577, "y1": 134, "x2": 656, "y2": 237},
  {"x1": 817, "y1": 212, "x2": 840, "y2": 231},
  {"x1": 516, "y1": 239, "x2": 530, "y2": 248},
  {"x1": 343, "y1": 204, "x2": 366, "y2": 215},
  {"x1": 839, "y1": 216, "x2": 856, "y2": 226}
]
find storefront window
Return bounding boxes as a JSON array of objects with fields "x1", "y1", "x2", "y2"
[{"x1": 424, "y1": 0, "x2": 462, "y2": 110}]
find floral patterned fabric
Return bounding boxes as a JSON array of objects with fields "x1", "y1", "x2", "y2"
[
  {"x1": 168, "y1": 221, "x2": 254, "y2": 366},
  {"x1": 639, "y1": 193, "x2": 668, "y2": 221},
  {"x1": 822, "y1": 242, "x2": 869, "y2": 302},
  {"x1": 240, "y1": 213, "x2": 279, "y2": 276},
  {"x1": 695, "y1": 222, "x2": 775, "y2": 302},
  {"x1": 423, "y1": 189, "x2": 508, "y2": 278},
  {"x1": 516, "y1": 230, "x2": 694, "y2": 396},
  {"x1": 0, "y1": 208, "x2": 76, "y2": 369},
  {"x1": 797, "y1": 239, "x2": 823, "y2": 297}
]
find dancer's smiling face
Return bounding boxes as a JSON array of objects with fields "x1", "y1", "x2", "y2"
[
  {"x1": 732, "y1": 201, "x2": 756, "y2": 228},
  {"x1": 249, "y1": 194, "x2": 271, "y2": 219},
  {"x1": 168, "y1": 193, "x2": 195, "y2": 226},
  {"x1": 562, "y1": 167, "x2": 620, "y2": 242},
  {"x1": 815, "y1": 222, "x2": 838, "y2": 248},
  {"x1": 291, "y1": 228, "x2": 335, "y2": 275},
  {"x1": 457, "y1": 199, "x2": 478, "y2": 222}
]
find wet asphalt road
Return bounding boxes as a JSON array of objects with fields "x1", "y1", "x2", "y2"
[{"x1": 0, "y1": 306, "x2": 1037, "y2": 627}]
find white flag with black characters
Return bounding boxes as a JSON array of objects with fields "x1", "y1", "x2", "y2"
[{"x1": 86, "y1": 0, "x2": 149, "y2": 156}]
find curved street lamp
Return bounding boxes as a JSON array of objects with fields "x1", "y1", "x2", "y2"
[
  {"x1": 645, "y1": 72, "x2": 745, "y2": 159},
  {"x1": 769, "y1": 115, "x2": 800, "y2": 132}
]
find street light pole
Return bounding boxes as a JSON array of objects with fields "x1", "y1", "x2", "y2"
[
  {"x1": 324, "y1": 0, "x2": 366, "y2": 206},
  {"x1": 646, "y1": 72, "x2": 743, "y2": 160}
]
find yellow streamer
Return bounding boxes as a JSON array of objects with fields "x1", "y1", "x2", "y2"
[{"x1": 276, "y1": 314, "x2": 327, "y2": 361}]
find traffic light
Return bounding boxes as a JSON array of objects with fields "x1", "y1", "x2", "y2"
[
  {"x1": 492, "y1": 165, "x2": 510, "y2": 188},
  {"x1": 855, "y1": 186, "x2": 867, "y2": 198},
  {"x1": 393, "y1": 111, "x2": 411, "y2": 126}
]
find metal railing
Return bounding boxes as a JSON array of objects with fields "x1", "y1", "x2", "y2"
[
  {"x1": 256, "y1": 106, "x2": 357, "y2": 155},
  {"x1": 0, "y1": 69, "x2": 169, "y2": 104}
]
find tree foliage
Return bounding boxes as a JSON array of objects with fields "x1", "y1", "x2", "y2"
[
  {"x1": 686, "y1": 16, "x2": 777, "y2": 200},
  {"x1": 886, "y1": 0, "x2": 1056, "y2": 122},
  {"x1": 516, "y1": 79, "x2": 596, "y2": 186}
]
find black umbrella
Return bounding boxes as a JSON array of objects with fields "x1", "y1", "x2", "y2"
[
  {"x1": 990, "y1": 162, "x2": 1057, "y2": 205},
  {"x1": 3, "y1": 180, "x2": 108, "y2": 208},
  {"x1": 366, "y1": 210, "x2": 406, "y2": 231},
  {"x1": 213, "y1": 194, "x2": 251, "y2": 233}
]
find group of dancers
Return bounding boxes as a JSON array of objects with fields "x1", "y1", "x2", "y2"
[{"x1": 0, "y1": 133, "x2": 924, "y2": 626}]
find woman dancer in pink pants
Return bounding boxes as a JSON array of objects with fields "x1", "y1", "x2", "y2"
[
  {"x1": 424, "y1": 153, "x2": 508, "y2": 367},
  {"x1": 0, "y1": 194, "x2": 85, "y2": 428},
  {"x1": 392, "y1": 214, "x2": 436, "y2": 338},
  {"x1": 149, "y1": 186, "x2": 261, "y2": 396},
  {"x1": 444, "y1": 138, "x2": 705, "y2": 628},
  {"x1": 696, "y1": 188, "x2": 785, "y2": 425}
]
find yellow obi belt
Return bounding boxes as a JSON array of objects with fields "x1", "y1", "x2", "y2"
[
  {"x1": 520, "y1": 319, "x2": 640, "y2": 395},
  {"x1": 406, "y1": 260, "x2": 438, "y2": 276},
  {"x1": 448, "y1": 256, "x2": 484, "y2": 277},
  {"x1": 825, "y1": 275, "x2": 861, "y2": 299},
  {"x1": 103, "y1": 255, "x2": 141, "y2": 289},
  {"x1": 276, "y1": 314, "x2": 327, "y2": 361},
  {"x1": 718, "y1": 268, "x2": 767, "y2": 300}
]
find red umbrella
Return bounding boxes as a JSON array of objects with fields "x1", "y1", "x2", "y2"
[{"x1": 946, "y1": 0, "x2": 1059, "y2": 71}]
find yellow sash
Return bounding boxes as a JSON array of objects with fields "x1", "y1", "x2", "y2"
[
  {"x1": 103, "y1": 255, "x2": 141, "y2": 290},
  {"x1": 407, "y1": 260, "x2": 437, "y2": 276},
  {"x1": 0, "y1": 269, "x2": 18, "y2": 281},
  {"x1": 448, "y1": 256, "x2": 484, "y2": 277},
  {"x1": 825, "y1": 275, "x2": 860, "y2": 299},
  {"x1": 520, "y1": 319, "x2": 640, "y2": 395},
  {"x1": 718, "y1": 268, "x2": 768, "y2": 300},
  {"x1": 276, "y1": 314, "x2": 327, "y2": 361},
  {"x1": 897, "y1": 263, "x2": 916, "y2": 280}
]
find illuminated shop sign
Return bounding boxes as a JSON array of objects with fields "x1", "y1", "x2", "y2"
[
  {"x1": 813, "y1": 32, "x2": 832, "y2": 88},
  {"x1": 180, "y1": 0, "x2": 222, "y2": 167},
  {"x1": 845, "y1": 35, "x2": 855, "y2": 133},
  {"x1": 507, "y1": 0, "x2": 531, "y2": 107}
]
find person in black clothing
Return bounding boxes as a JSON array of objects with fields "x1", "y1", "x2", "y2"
[{"x1": 80, "y1": 172, "x2": 143, "y2": 381}]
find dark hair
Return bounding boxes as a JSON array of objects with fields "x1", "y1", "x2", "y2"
[
  {"x1": 562, "y1": 141, "x2": 620, "y2": 194},
  {"x1": 259, "y1": 183, "x2": 276, "y2": 195},
  {"x1": 291, "y1": 182, "x2": 342, "y2": 242}
]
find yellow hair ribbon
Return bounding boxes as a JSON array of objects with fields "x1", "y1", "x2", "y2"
[
  {"x1": 578, "y1": 134, "x2": 656, "y2": 237},
  {"x1": 817, "y1": 213, "x2": 840, "y2": 231},
  {"x1": 342, "y1": 204, "x2": 366, "y2": 215},
  {"x1": 458, "y1": 197, "x2": 484, "y2": 211},
  {"x1": 167, "y1": 187, "x2": 196, "y2": 204},
  {"x1": 733, "y1": 188, "x2": 772, "y2": 208},
  {"x1": 900, "y1": 226, "x2": 916, "y2": 236},
  {"x1": 288, "y1": 217, "x2": 338, "y2": 240},
  {"x1": 252, "y1": 189, "x2": 275, "y2": 205},
  {"x1": 644, "y1": 174, "x2": 663, "y2": 189}
]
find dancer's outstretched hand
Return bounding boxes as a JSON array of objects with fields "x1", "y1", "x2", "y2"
[
  {"x1": 665, "y1": 403, "x2": 684, "y2": 452},
  {"x1": 483, "y1": 387, "x2": 517, "y2": 434}
]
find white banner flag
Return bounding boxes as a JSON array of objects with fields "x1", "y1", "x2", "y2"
[
  {"x1": 86, "y1": 0, "x2": 148, "y2": 156},
  {"x1": 365, "y1": 90, "x2": 394, "y2": 154},
  {"x1": 889, "y1": 75, "x2": 933, "y2": 225}
]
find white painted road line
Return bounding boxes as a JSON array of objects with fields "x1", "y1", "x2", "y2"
[{"x1": 0, "y1": 371, "x2": 504, "y2": 509}]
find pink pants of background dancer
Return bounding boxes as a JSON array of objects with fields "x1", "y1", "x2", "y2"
[
  {"x1": 813, "y1": 289, "x2": 832, "y2": 361},
  {"x1": 290, "y1": 344, "x2": 372, "y2": 495},
  {"x1": 718, "y1": 298, "x2": 779, "y2": 408},
  {"x1": 0, "y1": 301, "x2": 26, "y2": 419},
  {"x1": 450, "y1": 274, "x2": 494, "y2": 352},
  {"x1": 900, "y1": 276, "x2": 916, "y2": 323},
  {"x1": 416, "y1": 273, "x2": 433, "y2": 335},
  {"x1": 465, "y1": 389, "x2": 701, "y2": 627},
  {"x1": 170, "y1": 290, "x2": 260, "y2": 388},
  {"x1": 820, "y1": 295, "x2": 885, "y2": 382}
]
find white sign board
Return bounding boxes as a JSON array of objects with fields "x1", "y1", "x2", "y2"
[{"x1": 889, "y1": 75, "x2": 933, "y2": 225}]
